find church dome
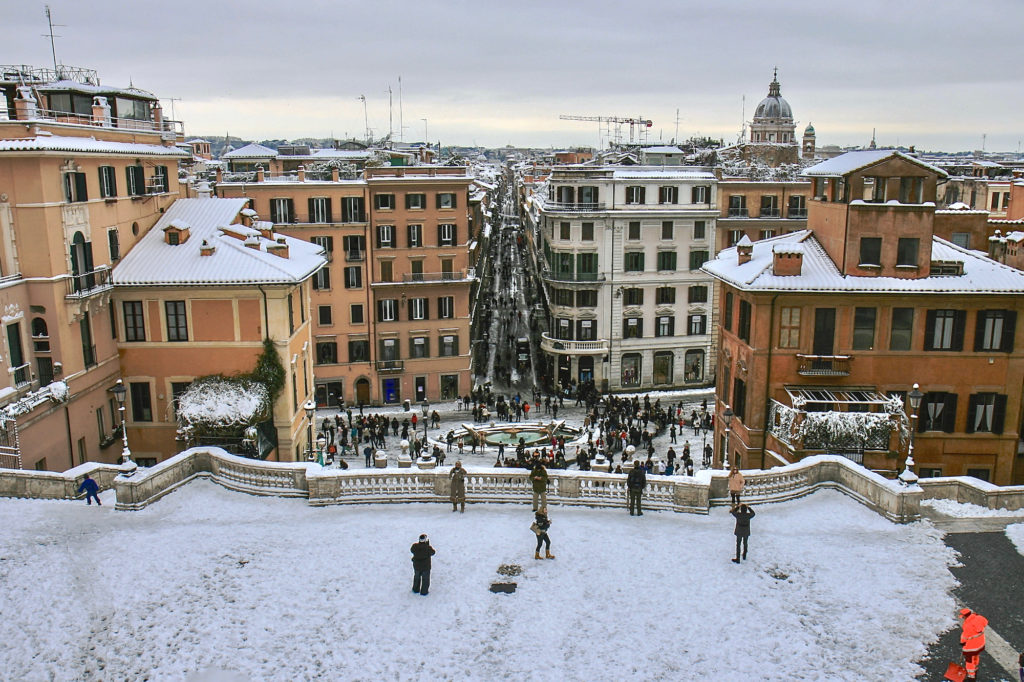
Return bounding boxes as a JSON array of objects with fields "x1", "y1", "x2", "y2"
[{"x1": 753, "y1": 71, "x2": 793, "y2": 121}]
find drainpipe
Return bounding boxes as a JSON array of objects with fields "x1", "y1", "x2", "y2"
[
  {"x1": 760, "y1": 293, "x2": 780, "y2": 470},
  {"x1": 257, "y1": 285, "x2": 269, "y2": 339},
  {"x1": 64, "y1": 404, "x2": 74, "y2": 469}
]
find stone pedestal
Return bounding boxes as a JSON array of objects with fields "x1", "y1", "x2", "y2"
[
  {"x1": 374, "y1": 452, "x2": 388, "y2": 468},
  {"x1": 592, "y1": 459, "x2": 610, "y2": 473},
  {"x1": 398, "y1": 454, "x2": 412, "y2": 468},
  {"x1": 416, "y1": 456, "x2": 437, "y2": 470}
]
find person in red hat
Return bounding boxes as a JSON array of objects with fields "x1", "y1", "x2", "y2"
[{"x1": 959, "y1": 607, "x2": 988, "y2": 680}]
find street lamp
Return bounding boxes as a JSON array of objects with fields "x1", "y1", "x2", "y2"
[
  {"x1": 721, "y1": 404, "x2": 734, "y2": 470},
  {"x1": 111, "y1": 379, "x2": 136, "y2": 473},
  {"x1": 421, "y1": 400, "x2": 430, "y2": 439},
  {"x1": 303, "y1": 399, "x2": 316, "y2": 461},
  {"x1": 899, "y1": 384, "x2": 924, "y2": 486}
]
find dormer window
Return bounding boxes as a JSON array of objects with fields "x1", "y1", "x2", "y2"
[{"x1": 163, "y1": 220, "x2": 191, "y2": 245}]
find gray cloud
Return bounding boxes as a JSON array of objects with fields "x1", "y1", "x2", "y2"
[{"x1": 6, "y1": 0, "x2": 1023, "y2": 150}]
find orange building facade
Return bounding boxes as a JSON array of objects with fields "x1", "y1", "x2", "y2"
[{"x1": 704, "y1": 150, "x2": 1024, "y2": 485}]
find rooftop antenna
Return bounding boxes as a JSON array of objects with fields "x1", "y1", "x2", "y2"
[
  {"x1": 357, "y1": 95, "x2": 369, "y2": 144},
  {"x1": 398, "y1": 76, "x2": 404, "y2": 143},
  {"x1": 739, "y1": 95, "x2": 746, "y2": 143},
  {"x1": 387, "y1": 85, "x2": 393, "y2": 144},
  {"x1": 982, "y1": 133, "x2": 986, "y2": 152},
  {"x1": 165, "y1": 97, "x2": 181, "y2": 122},
  {"x1": 674, "y1": 107, "x2": 680, "y2": 143},
  {"x1": 43, "y1": 5, "x2": 64, "y2": 76}
]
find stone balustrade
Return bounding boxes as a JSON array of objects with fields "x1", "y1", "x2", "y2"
[
  {"x1": 0, "y1": 461, "x2": 123, "y2": 500},
  {"x1": 11, "y1": 449, "x2": 1024, "y2": 523}
]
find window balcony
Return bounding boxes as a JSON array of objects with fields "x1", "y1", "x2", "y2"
[
  {"x1": 401, "y1": 270, "x2": 465, "y2": 283},
  {"x1": 376, "y1": 359, "x2": 404, "y2": 373},
  {"x1": 65, "y1": 266, "x2": 113, "y2": 299},
  {"x1": 539, "y1": 333, "x2": 608, "y2": 355},
  {"x1": 542, "y1": 201, "x2": 606, "y2": 213},
  {"x1": 11, "y1": 362, "x2": 30, "y2": 387},
  {"x1": 787, "y1": 209, "x2": 807, "y2": 219},
  {"x1": 540, "y1": 267, "x2": 605, "y2": 284},
  {"x1": 759, "y1": 209, "x2": 781, "y2": 218},
  {"x1": 345, "y1": 250, "x2": 365, "y2": 262},
  {"x1": 796, "y1": 354, "x2": 852, "y2": 376},
  {"x1": 728, "y1": 208, "x2": 749, "y2": 217}
]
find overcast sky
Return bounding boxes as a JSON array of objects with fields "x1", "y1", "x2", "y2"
[{"x1": 8, "y1": 0, "x2": 1024, "y2": 152}]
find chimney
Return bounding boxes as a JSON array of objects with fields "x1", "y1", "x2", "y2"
[
  {"x1": 736, "y1": 235, "x2": 753, "y2": 265},
  {"x1": 297, "y1": 165, "x2": 306, "y2": 182},
  {"x1": 256, "y1": 165, "x2": 265, "y2": 183},
  {"x1": 772, "y1": 243, "x2": 804, "y2": 276},
  {"x1": 14, "y1": 87, "x2": 38, "y2": 120},
  {"x1": 152, "y1": 101, "x2": 164, "y2": 129},
  {"x1": 200, "y1": 239, "x2": 216, "y2": 256},
  {"x1": 267, "y1": 237, "x2": 289, "y2": 259},
  {"x1": 216, "y1": 167, "x2": 223, "y2": 184},
  {"x1": 989, "y1": 230, "x2": 1004, "y2": 262},
  {"x1": 256, "y1": 220, "x2": 274, "y2": 240},
  {"x1": 243, "y1": 236, "x2": 261, "y2": 250},
  {"x1": 331, "y1": 167, "x2": 340, "y2": 182},
  {"x1": 195, "y1": 181, "x2": 212, "y2": 199},
  {"x1": 91, "y1": 96, "x2": 112, "y2": 127},
  {"x1": 239, "y1": 208, "x2": 257, "y2": 227}
]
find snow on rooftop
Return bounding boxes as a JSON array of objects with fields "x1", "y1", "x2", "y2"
[
  {"x1": 802, "y1": 150, "x2": 948, "y2": 178},
  {"x1": 772, "y1": 242, "x2": 804, "y2": 255},
  {"x1": 703, "y1": 230, "x2": 1024, "y2": 294},
  {"x1": 0, "y1": 134, "x2": 189, "y2": 157},
  {"x1": 112, "y1": 198, "x2": 326, "y2": 286},
  {"x1": 611, "y1": 167, "x2": 715, "y2": 180},
  {"x1": 221, "y1": 142, "x2": 277, "y2": 159},
  {"x1": 642, "y1": 145, "x2": 684, "y2": 154},
  {"x1": 0, "y1": 482, "x2": 957, "y2": 679}
]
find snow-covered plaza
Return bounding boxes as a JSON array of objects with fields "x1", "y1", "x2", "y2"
[{"x1": 0, "y1": 480, "x2": 972, "y2": 680}]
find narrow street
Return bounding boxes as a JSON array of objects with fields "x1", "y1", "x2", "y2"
[{"x1": 472, "y1": 167, "x2": 545, "y2": 398}]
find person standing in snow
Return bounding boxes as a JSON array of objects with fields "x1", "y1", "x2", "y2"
[
  {"x1": 531, "y1": 507, "x2": 554, "y2": 559},
  {"x1": 626, "y1": 460, "x2": 646, "y2": 516},
  {"x1": 530, "y1": 461, "x2": 549, "y2": 511},
  {"x1": 77, "y1": 475, "x2": 101, "y2": 506},
  {"x1": 449, "y1": 461, "x2": 466, "y2": 513},
  {"x1": 728, "y1": 464, "x2": 745, "y2": 505},
  {"x1": 958, "y1": 607, "x2": 988, "y2": 681},
  {"x1": 730, "y1": 503, "x2": 755, "y2": 563},
  {"x1": 410, "y1": 534, "x2": 435, "y2": 596}
]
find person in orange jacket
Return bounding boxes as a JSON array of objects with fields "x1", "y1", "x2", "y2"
[{"x1": 959, "y1": 607, "x2": 988, "y2": 680}]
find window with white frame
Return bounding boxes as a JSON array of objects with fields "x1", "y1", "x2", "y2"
[
  {"x1": 438, "y1": 296, "x2": 454, "y2": 319},
  {"x1": 438, "y1": 223, "x2": 456, "y2": 246},
  {"x1": 377, "y1": 224, "x2": 394, "y2": 248},
  {"x1": 378, "y1": 299, "x2": 398, "y2": 322},
  {"x1": 658, "y1": 186, "x2": 678, "y2": 204},
  {"x1": 310, "y1": 197, "x2": 330, "y2": 223}
]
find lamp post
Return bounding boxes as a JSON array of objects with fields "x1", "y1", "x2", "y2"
[
  {"x1": 721, "y1": 404, "x2": 734, "y2": 470},
  {"x1": 111, "y1": 379, "x2": 135, "y2": 473},
  {"x1": 899, "y1": 384, "x2": 924, "y2": 486},
  {"x1": 303, "y1": 398, "x2": 316, "y2": 461},
  {"x1": 421, "y1": 400, "x2": 429, "y2": 439}
]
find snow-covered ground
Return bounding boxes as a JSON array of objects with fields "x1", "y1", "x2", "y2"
[
  {"x1": 1007, "y1": 523, "x2": 1024, "y2": 556},
  {"x1": 921, "y1": 498, "x2": 1024, "y2": 518},
  {"x1": 0, "y1": 483, "x2": 958, "y2": 680}
]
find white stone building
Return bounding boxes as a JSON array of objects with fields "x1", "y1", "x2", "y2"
[{"x1": 525, "y1": 165, "x2": 718, "y2": 392}]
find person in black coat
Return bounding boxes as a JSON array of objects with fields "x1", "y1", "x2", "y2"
[
  {"x1": 626, "y1": 460, "x2": 647, "y2": 516},
  {"x1": 731, "y1": 503, "x2": 755, "y2": 563},
  {"x1": 532, "y1": 508, "x2": 554, "y2": 559},
  {"x1": 410, "y1": 534, "x2": 436, "y2": 595}
]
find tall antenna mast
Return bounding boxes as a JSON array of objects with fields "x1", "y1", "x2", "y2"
[
  {"x1": 674, "y1": 108, "x2": 680, "y2": 143},
  {"x1": 387, "y1": 85, "x2": 393, "y2": 143},
  {"x1": 398, "y1": 76, "x2": 404, "y2": 143},
  {"x1": 358, "y1": 95, "x2": 369, "y2": 143},
  {"x1": 740, "y1": 95, "x2": 746, "y2": 142},
  {"x1": 43, "y1": 5, "x2": 63, "y2": 76}
]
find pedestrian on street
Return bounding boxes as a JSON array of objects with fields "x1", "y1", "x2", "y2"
[
  {"x1": 364, "y1": 444, "x2": 373, "y2": 467},
  {"x1": 730, "y1": 503, "x2": 755, "y2": 563},
  {"x1": 77, "y1": 475, "x2": 101, "y2": 506},
  {"x1": 530, "y1": 461, "x2": 549, "y2": 511},
  {"x1": 531, "y1": 507, "x2": 554, "y2": 559},
  {"x1": 449, "y1": 461, "x2": 466, "y2": 512},
  {"x1": 728, "y1": 464, "x2": 745, "y2": 505},
  {"x1": 958, "y1": 607, "x2": 988, "y2": 680},
  {"x1": 410, "y1": 534, "x2": 436, "y2": 596},
  {"x1": 670, "y1": 424, "x2": 677, "y2": 444},
  {"x1": 626, "y1": 460, "x2": 646, "y2": 516}
]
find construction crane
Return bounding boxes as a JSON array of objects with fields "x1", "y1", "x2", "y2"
[{"x1": 559, "y1": 114, "x2": 654, "y2": 147}]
